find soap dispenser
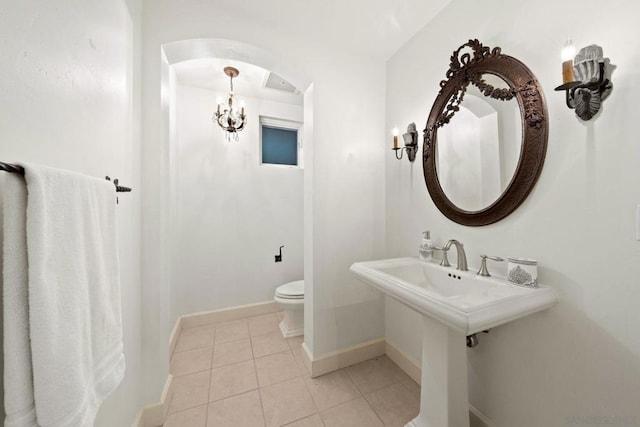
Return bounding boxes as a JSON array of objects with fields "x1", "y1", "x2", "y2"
[{"x1": 419, "y1": 231, "x2": 433, "y2": 261}]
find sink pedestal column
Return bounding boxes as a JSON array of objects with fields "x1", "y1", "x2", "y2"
[{"x1": 406, "y1": 315, "x2": 470, "y2": 427}]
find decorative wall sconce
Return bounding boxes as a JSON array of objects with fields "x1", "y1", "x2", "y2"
[
  {"x1": 554, "y1": 41, "x2": 613, "y2": 121},
  {"x1": 213, "y1": 66, "x2": 247, "y2": 141},
  {"x1": 392, "y1": 122, "x2": 419, "y2": 161}
]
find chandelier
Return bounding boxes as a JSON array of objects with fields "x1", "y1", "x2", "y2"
[{"x1": 213, "y1": 66, "x2": 247, "y2": 141}]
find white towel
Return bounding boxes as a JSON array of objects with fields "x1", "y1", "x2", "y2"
[
  {"x1": 3, "y1": 164, "x2": 125, "y2": 427},
  {"x1": 3, "y1": 173, "x2": 38, "y2": 427}
]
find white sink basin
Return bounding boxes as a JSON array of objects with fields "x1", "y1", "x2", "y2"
[
  {"x1": 350, "y1": 257, "x2": 557, "y2": 335},
  {"x1": 350, "y1": 257, "x2": 557, "y2": 427}
]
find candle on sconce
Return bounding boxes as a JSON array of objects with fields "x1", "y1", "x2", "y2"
[
  {"x1": 240, "y1": 100, "x2": 246, "y2": 116},
  {"x1": 561, "y1": 39, "x2": 576, "y2": 84},
  {"x1": 392, "y1": 127, "x2": 399, "y2": 149}
]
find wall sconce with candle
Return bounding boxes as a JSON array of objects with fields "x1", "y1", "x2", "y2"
[
  {"x1": 392, "y1": 122, "x2": 419, "y2": 161},
  {"x1": 554, "y1": 40, "x2": 614, "y2": 121}
]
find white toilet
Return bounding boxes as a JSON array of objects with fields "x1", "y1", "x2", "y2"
[{"x1": 274, "y1": 280, "x2": 304, "y2": 338}]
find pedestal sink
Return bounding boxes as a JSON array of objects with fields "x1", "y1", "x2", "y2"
[{"x1": 350, "y1": 257, "x2": 557, "y2": 427}]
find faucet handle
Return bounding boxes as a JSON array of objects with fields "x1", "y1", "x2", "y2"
[
  {"x1": 432, "y1": 246, "x2": 451, "y2": 267},
  {"x1": 477, "y1": 255, "x2": 504, "y2": 277}
]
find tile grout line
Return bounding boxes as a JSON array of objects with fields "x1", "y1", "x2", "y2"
[
  {"x1": 173, "y1": 324, "x2": 216, "y2": 354},
  {"x1": 164, "y1": 404, "x2": 208, "y2": 420},
  {"x1": 331, "y1": 395, "x2": 362, "y2": 411},
  {"x1": 204, "y1": 328, "x2": 213, "y2": 427},
  {"x1": 370, "y1": 379, "x2": 421, "y2": 425},
  {"x1": 268, "y1": 375, "x2": 320, "y2": 427},
  {"x1": 344, "y1": 365, "x2": 365, "y2": 396},
  {"x1": 362, "y1": 394, "x2": 387, "y2": 427},
  {"x1": 255, "y1": 350, "x2": 302, "y2": 390},
  {"x1": 247, "y1": 333, "x2": 269, "y2": 426},
  {"x1": 248, "y1": 326, "x2": 256, "y2": 359},
  {"x1": 300, "y1": 364, "x2": 322, "y2": 417},
  {"x1": 341, "y1": 360, "x2": 397, "y2": 425},
  {"x1": 253, "y1": 357, "x2": 269, "y2": 427},
  {"x1": 303, "y1": 367, "x2": 365, "y2": 422}
]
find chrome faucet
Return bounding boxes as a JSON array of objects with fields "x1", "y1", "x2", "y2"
[{"x1": 443, "y1": 239, "x2": 468, "y2": 271}]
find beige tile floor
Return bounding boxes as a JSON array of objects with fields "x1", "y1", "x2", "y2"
[{"x1": 163, "y1": 311, "x2": 420, "y2": 427}]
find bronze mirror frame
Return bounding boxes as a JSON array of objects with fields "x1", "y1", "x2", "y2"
[{"x1": 423, "y1": 40, "x2": 548, "y2": 226}]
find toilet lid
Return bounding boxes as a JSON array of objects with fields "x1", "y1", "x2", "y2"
[{"x1": 276, "y1": 280, "x2": 304, "y2": 299}]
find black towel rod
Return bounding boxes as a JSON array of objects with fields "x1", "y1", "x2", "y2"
[{"x1": 0, "y1": 161, "x2": 132, "y2": 193}]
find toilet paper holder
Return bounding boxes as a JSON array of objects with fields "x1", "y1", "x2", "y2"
[{"x1": 275, "y1": 246, "x2": 284, "y2": 263}]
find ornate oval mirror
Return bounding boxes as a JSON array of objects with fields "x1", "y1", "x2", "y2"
[{"x1": 423, "y1": 40, "x2": 548, "y2": 226}]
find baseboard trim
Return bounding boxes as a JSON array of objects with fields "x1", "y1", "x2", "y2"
[
  {"x1": 169, "y1": 317, "x2": 182, "y2": 356},
  {"x1": 469, "y1": 404, "x2": 495, "y2": 427},
  {"x1": 301, "y1": 342, "x2": 313, "y2": 376},
  {"x1": 384, "y1": 340, "x2": 422, "y2": 385},
  {"x1": 180, "y1": 301, "x2": 279, "y2": 329},
  {"x1": 132, "y1": 410, "x2": 144, "y2": 427},
  {"x1": 301, "y1": 337, "x2": 386, "y2": 378},
  {"x1": 132, "y1": 374, "x2": 174, "y2": 427}
]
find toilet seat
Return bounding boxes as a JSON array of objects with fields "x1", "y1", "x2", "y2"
[{"x1": 275, "y1": 280, "x2": 304, "y2": 299}]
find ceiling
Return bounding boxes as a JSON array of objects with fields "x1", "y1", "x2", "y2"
[
  {"x1": 172, "y1": 0, "x2": 454, "y2": 100},
  {"x1": 217, "y1": 0, "x2": 453, "y2": 60},
  {"x1": 173, "y1": 58, "x2": 303, "y2": 106}
]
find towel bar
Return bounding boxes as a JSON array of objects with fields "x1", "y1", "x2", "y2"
[{"x1": 0, "y1": 161, "x2": 133, "y2": 193}]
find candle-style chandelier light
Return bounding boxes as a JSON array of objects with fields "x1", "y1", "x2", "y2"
[{"x1": 213, "y1": 66, "x2": 247, "y2": 141}]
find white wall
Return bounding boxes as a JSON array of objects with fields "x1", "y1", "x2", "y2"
[
  {"x1": 141, "y1": 1, "x2": 386, "y2": 401},
  {"x1": 386, "y1": 0, "x2": 640, "y2": 425},
  {"x1": 170, "y1": 83, "x2": 304, "y2": 321},
  {"x1": 0, "y1": 0, "x2": 143, "y2": 425}
]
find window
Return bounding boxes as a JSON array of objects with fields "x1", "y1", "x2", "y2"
[
  {"x1": 260, "y1": 116, "x2": 303, "y2": 167},
  {"x1": 262, "y1": 126, "x2": 298, "y2": 165}
]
